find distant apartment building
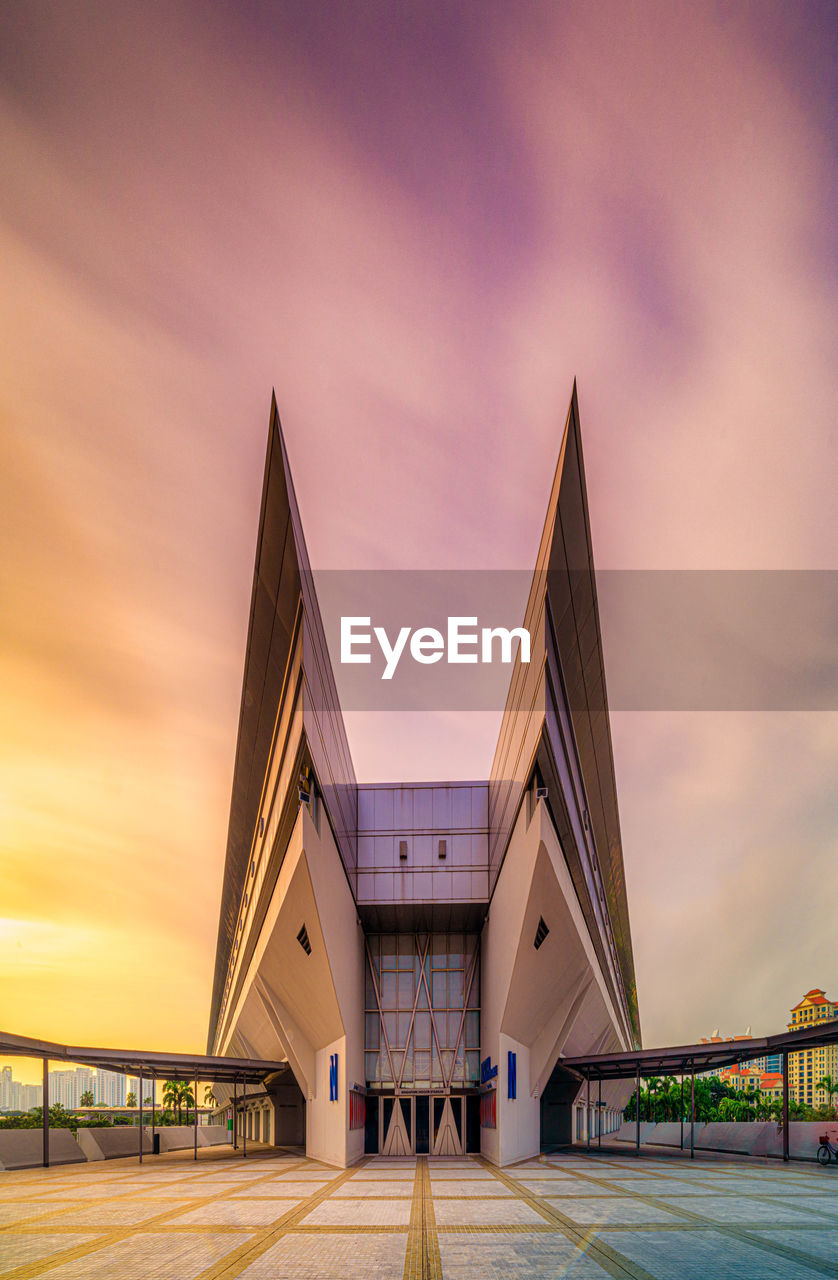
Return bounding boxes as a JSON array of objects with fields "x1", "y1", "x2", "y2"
[
  {"x1": 48, "y1": 1067, "x2": 97, "y2": 1110},
  {"x1": 0, "y1": 1067, "x2": 43, "y2": 1113},
  {"x1": 787, "y1": 989, "x2": 838, "y2": 1107},
  {"x1": 718, "y1": 1065, "x2": 783, "y2": 1101},
  {"x1": 695, "y1": 1031, "x2": 754, "y2": 1080},
  {"x1": 95, "y1": 1069, "x2": 128, "y2": 1108}
]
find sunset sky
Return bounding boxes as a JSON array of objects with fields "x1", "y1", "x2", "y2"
[{"x1": 1, "y1": 1, "x2": 836, "y2": 1083}]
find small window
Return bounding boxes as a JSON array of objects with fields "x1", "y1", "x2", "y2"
[
  {"x1": 438, "y1": 839, "x2": 447, "y2": 860},
  {"x1": 297, "y1": 924, "x2": 311, "y2": 955},
  {"x1": 399, "y1": 840, "x2": 408, "y2": 861},
  {"x1": 534, "y1": 917, "x2": 550, "y2": 950}
]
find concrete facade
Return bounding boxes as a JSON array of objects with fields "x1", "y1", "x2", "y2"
[{"x1": 207, "y1": 385, "x2": 640, "y2": 1165}]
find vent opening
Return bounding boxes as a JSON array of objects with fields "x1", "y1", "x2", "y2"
[
  {"x1": 297, "y1": 924, "x2": 311, "y2": 955},
  {"x1": 399, "y1": 840, "x2": 409, "y2": 862},
  {"x1": 534, "y1": 917, "x2": 550, "y2": 950},
  {"x1": 438, "y1": 839, "x2": 447, "y2": 860}
]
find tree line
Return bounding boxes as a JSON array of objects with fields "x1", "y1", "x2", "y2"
[
  {"x1": 624, "y1": 1074, "x2": 838, "y2": 1124},
  {"x1": 0, "y1": 1082, "x2": 218, "y2": 1130}
]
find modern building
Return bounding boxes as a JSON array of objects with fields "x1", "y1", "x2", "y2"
[
  {"x1": 207, "y1": 385, "x2": 640, "y2": 1165},
  {"x1": 787, "y1": 989, "x2": 838, "y2": 1107}
]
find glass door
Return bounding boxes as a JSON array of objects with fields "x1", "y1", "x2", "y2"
[{"x1": 415, "y1": 1095, "x2": 430, "y2": 1154}]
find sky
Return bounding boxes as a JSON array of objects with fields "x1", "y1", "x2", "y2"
[{"x1": 1, "y1": 0, "x2": 836, "y2": 1083}]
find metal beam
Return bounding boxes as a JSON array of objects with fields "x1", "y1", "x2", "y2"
[
  {"x1": 635, "y1": 1062, "x2": 640, "y2": 1158},
  {"x1": 194, "y1": 1073, "x2": 199, "y2": 1162},
  {"x1": 139, "y1": 1067, "x2": 143, "y2": 1165},
  {"x1": 690, "y1": 1064, "x2": 695, "y2": 1161}
]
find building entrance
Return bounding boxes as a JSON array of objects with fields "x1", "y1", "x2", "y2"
[{"x1": 379, "y1": 1093, "x2": 468, "y2": 1155}]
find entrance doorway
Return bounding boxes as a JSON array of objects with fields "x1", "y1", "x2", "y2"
[{"x1": 378, "y1": 1094, "x2": 473, "y2": 1155}]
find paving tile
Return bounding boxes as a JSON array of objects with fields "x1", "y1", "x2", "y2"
[
  {"x1": 0, "y1": 1202, "x2": 62, "y2": 1224},
  {"x1": 0, "y1": 1233, "x2": 101, "y2": 1273},
  {"x1": 555, "y1": 1197, "x2": 684, "y2": 1224},
  {"x1": 37, "y1": 1200, "x2": 194, "y2": 1226},
  {"x1": 332, "y1": 1179, "x2": 414, "y2": 1197},
  {"x1": 598, "y1": 1227, "x2": 831, "y2": 1279},
  {"x1": 430, "y1": 1180, "x2": 514, "y2": 1197},
  {"x1": 437, "y1": 1233, "x2": 611, "y2": 1279},
  {"x1": 300, "y1": 1197, "x2": 412, "y2": 1226},
  {"x1": 31, "y1": 1231, "x2": 252, "y2": 1279},
  {"x1": 236, "y1": 1231, "x2": 406, "y2": 1279},
  {"x1": 173, "y1": 1198, "x2": 302, "y2": 1225},
  {"x1": 751, "y1": 1228, "x2": 838, "y2": 1267},
  {"x1": 660, "y1": 1194, "x2": 830, "y2": 1224},
  {"x1": 231, "y1": 1181, "x2": 328, "y2": 1197},
  {"x1": 433, "y1": 1197, "x2": 545, "y2": 1226},
  {"x1": 524, "y1": 1182, "x2": 623, "y2": 1198}
]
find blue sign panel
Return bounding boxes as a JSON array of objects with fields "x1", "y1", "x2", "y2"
[
  {"x1": 508, "y1": 1050, "x2": 517, "y2": 1100},
  {"x1": 480, "y1": 1056, "x2": 498, "y2": 1085},
  {"x1": 329, "y1": 1053, "x2": 339, "y2": 1102}
]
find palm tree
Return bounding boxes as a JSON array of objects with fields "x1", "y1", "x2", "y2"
[
  {"x1": 815, "y1": 1075, "x2": 838, "y2": 1115},
  {"x1": 79, "y1": 1091, "x2": 95, "y2": 1108},
  {"x1": 162, "y1": 1080, "x2": 195, "y2": 1124},
  {"x1": 181, "y1": 1084, "x2": 196, "y2": 1124},
  {"x1": 645, "y1": 1077, "x2": 662, "y2": 1122},
  {"x1": 661, "y1": 1076, "x2": 678, "y2": 1121},
  {"x1": 204, "y1": 1086, "x2": 217, "y2": 1108},
  {"x1": 125, "y1": 1091, "x2": 137, "y2": 1108}
]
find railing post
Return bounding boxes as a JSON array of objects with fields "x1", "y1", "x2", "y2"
[
  {"x1": 635, "y1": 1063, "x2": 640, "y2": 1157},
  {"x1": 139, "y1": 1068, "x2": 143, "y2": 1165},
  {"x1": 690, "y1": 1064, "x2": 695, "y2": 1160}
]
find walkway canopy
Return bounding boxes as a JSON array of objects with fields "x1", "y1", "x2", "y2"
[
  {"x1": 0, "y1": 1031, "x2": 285, "y2": 1085},
  {"x1": 561, "y1": 1020, "x2": 838, "y2": 1081}
]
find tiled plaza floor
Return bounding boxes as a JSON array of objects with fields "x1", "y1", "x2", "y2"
[{"x1": 1, "y1": 1144, "x2": 837, "y2": 1278}]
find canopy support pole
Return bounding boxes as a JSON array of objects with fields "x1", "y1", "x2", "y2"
[
  {"x1": 42, "y1": 1057, "x2": 49, "y2": 1169},
  {"x1": 782, "y1": 1050, "x2": 790, "y2": 1162},
  {"x1": 586, "y1": 1072, "x2": 591, "y2": 1151},
  {"x1": 598, "y1": 1077, "x2": 602, "y2": 1149}
]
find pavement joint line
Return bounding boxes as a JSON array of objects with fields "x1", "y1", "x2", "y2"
[
  {"x1": 544, "y1": 1156, "x2": 838, "y2": 1278},
  {"x1": 0, "y1": 1157, "x2": 310, "y2": 1280},
  {"x1": 475, "y1": 1156, "x2": 656, "y2": 1280},
  {"x1": 402, "y1": 1153, "x2": 425, "y2": 1280}
]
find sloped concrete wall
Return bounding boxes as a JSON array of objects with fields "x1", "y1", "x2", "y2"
[
  {"x1": 0, "y1": 1130, "x2": 85, "y2": 1170},
  {"x1": 648, "y1": 1121, "x2": 706, "y2": 1147},
  {"x1": 149, "y1": 1125, "x2": 230, "y2": 1151},
  {"x1": 614, "y1": 1122, "x2": 658, "y2": 1145},
  {"x1": 75, "y1": 1127, "x2": 151, "y2": 1160},
  {"x1": 614, "y1": 1120, "x2": 838, "y2": 1160}
]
